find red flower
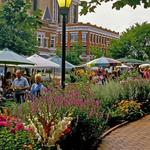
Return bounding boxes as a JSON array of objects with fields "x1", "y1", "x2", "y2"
[
  {"x1": 0, "y1": 115, "x2": 7, "y2": 121},
  {"x1": 15, "y1": 123, "x2": 24, "y2": 131},
  {"x1": 10, "y1": 128, "x2": 16, "y2": 134},
  {"x1": 63, "y1": 127, "x2": 72, "y2": 135}
]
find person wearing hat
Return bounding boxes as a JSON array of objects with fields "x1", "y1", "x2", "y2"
[{"x1": 31, "y1": 74, "x2": 44, "y2": 98}]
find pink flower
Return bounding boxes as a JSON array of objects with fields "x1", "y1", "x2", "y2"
[
  {"x1": 15, "y1": 123, "x2": 24, "y2": 131},
  {"x1": 25, "y1": 127, "x2": 33, "y2": 132},
  {"x1": 0, "y1": 121, "x2": 9, "y2": 127},
  {"x1": 95, "y1": 100, "x2": 100, "y2": 106}
]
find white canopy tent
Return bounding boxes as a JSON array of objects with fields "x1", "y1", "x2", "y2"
[
  {"x1": 26, "y1": 54, "x2": 60, "y2": 68},
  {"x1": 116, "y1": 64, "x2": 129, "y2": 68},
  {"x1": 20, "y1": 54, "x2": 60, "y2": 80}
]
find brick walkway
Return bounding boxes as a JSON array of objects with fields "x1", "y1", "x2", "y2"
[{"x1": 98, "y1": 115, "x2": 150, "y2": 150}]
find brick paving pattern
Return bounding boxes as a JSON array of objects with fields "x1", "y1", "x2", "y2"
[{"x1": 98, "y1": 115, "x2": 150, "y2": 150}]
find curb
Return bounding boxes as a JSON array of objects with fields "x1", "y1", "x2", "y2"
[{"x1": 100, "y1": 121, "x2": 128, "y2": 139}]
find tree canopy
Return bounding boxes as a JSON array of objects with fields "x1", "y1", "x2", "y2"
[
  {"x1": 80, "y1": 0, "x2": 150, "y2": 15},
  {"x1": 56, "y1": 43, "x2": 86, "y2": 65},
  {"x1": 0, "y1": 0, "x2": 41, "y2": 55},
  {"x1": 108, "y1": 22, "x2": 150, "y2": 60},
  {"x1": 90, "y1": 46, "x2": 103, "y2": 59}
]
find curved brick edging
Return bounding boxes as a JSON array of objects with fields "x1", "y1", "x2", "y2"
[
  {"x1": 100, "y1": 121, "x2": 128, "y2": 139},
  {"x1": 98, "y1": 115, "x2": 150, "y2": 150}
]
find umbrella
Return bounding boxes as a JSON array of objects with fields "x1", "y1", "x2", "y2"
[
  {"x1": 139, "y1": 64, "x2": 150, "y2": 68},
  {"x1": 87, "y1": 56, "x2": 121, "y2": 67},
  {"x1": 117, "y1": 58, "x2": 144, "y2": 64},
  {"x1": 116, "y1": 64, "x2": 129, "y2": 68},
  {"x1": 0, "y1": 48, "x2": 34, "y2": 65},
  {"x1": 27, "y1": 54, "x2": 60, "y2": 68},
  {"x1": 47, "y1": 55, "x2": 75, "y2": 69}
]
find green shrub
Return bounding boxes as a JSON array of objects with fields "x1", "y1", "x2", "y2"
[
  {"x1": 92, "y1": 81, "x2": 124, "y2": 109},
  {"x1": 0, "y1": 114, "x2": 36, "y2": 149},
  {"x1": 120, "y1": 79, "x2": 150, "y2": 112},
  {"x1": 118, "y1": 69, "x2": 140, "y2": 81},
  {"x1": 0, "y1": 128, "x2": 34, "y2": 149}
]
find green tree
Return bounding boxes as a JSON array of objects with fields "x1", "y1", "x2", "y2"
[
  {"x1": 80, "y1": 0, "x2": 150, "y2": 15},
  {"x1": 66, "y1": 43, "x2": 86, "y2": 65},
  {"x1": 56, "y1": 48, "x2": 62, "y2": 57},
  {"x1": 109, "y1": 22, "x2": 150, "y2": 60},
  {"x1": 66, "y1": 51, "x2": 81, "y2": 65},
  {"x1": 56, "y1": 43, "x2": 86, "y2": 65},
  {"x1": 0, "y1": 0, "x2": 41, "y2": 55},
  {"x1": 90, "y1": 46, "x2": 103, "y2": 58}
]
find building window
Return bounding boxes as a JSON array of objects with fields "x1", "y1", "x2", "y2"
[
  {"x1": 51, "y1": 35, "x2": 55, "y2": 48},
  {"x1": 82, "y1": 32, "x2": 87, "y2": 42},
  {"x1": 37, "y1": 35, "x2": 41, "y2": 46},
  {"x1": 93, "y1": 35, "x2": 95, "y2": 43},
  {"x1": 33, "y1": 0, "x2": 38, "y2": 11},
  {"x1": 70, "y1": 32, "x2": 78, "y2": 42},
  {"x1": 96, "y1": 35, "x2": 99, "y2": 43},
  {"x1": 99, "y1": 36, "x2": 101, "y2": 43},
  {"x1": 102, "y1": 37, "x2": 105, "y2": 44},
  {"x1": 73, "y1": 4, "x2": 78, "y2": 23},
  {"x1": 53, "y1": 0, "x2": 58, "y2": 22},
  {"x1": 90, "y1": 34, "x2": 92, "y2": 43},
  {"x1": 37, "y1": 34, "x2": 44, "y2": 47},
  {"x1": 44, "y1": 38, "x2": 49, "y2": 48},
  {"x1": 37, "y1": 32, "x2": 50, "y2": 48}
]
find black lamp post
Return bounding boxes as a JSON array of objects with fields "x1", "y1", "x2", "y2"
[{"x1": 57, "y1": 0, "x2": 72, "y2": 89}]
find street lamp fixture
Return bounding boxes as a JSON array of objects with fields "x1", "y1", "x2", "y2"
[
  {"x1": 57, "y1": 0, "x2": 72, "y2": 89},
  {"x1": 57, "y1": 0, "x2": 72, "y2": 11}
]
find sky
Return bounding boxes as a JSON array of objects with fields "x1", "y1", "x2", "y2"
[{"x1": 79, "y1": 2, "x2": 150, "y2": 33}]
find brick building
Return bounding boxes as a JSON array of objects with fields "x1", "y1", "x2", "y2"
[
  {"x1": 0, "y1": 0, "x2": 79, "y2": 56},
  {"x1": 57, "y1": 22, "x2": 119, "y2": 55},
  {"x1": 31, "y1": 0, "x2": 79, "y2": 56},
  {"x1": 0, "y1": 0, "x2": 119, "y2": 56}
]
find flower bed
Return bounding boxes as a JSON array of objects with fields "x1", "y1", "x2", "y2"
[
  {"x1": 1, "y1": 79, "x2": 149, "y2": 150},
  {"x1": 0, "y1": 114, "x2": 34, "y2": 149}
]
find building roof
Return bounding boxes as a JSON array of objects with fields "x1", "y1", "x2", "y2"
[
  {"x1": 66, "y1": 22, "x2": 119, "y2": 35},
  {"x1": 42, "y1": 6, "x2": 52, "y2": 22}
]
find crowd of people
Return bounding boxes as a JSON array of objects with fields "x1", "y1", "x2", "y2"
[
  {"x1": 139, "y1": 68, "x2": 150, "y2": 79},
  {"x1": 0, "y1": 65, "x2": 149, "y2": 103},
  {"x1": 74, "y1": 65, "x2": 150, "y2": 84},
  {"x1": 0, "y1": 69, "x2": 45, "y2": 103}
]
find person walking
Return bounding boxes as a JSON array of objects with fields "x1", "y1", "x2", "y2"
[
  {"x1": 31, "y1": 74, "x2": 45, "y2": 98},
  {"x1": 12, "y1": 70, "x2": 30, "y2": 103}
]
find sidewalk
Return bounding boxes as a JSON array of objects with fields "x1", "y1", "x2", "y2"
[{"x1": 98, "y1": 115, "x2": 150, "y2": 150}]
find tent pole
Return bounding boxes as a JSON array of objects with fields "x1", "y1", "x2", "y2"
[{"x1": 4, "y1": 64, "x2": 7, "y2": 76}]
